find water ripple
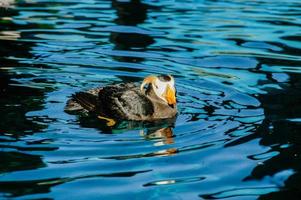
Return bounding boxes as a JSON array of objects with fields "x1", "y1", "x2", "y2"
[{"x1": 1, "y1": 0, "x2": 300, "y2": 199}]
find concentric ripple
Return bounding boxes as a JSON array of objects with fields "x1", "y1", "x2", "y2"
[{"x1": 1, "y1": 0, "x2": 301, "y2": 199}]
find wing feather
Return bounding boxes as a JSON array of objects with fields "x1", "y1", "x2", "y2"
[{"x1": 72, "y1": 92, "x2": 98, "y2": 112}]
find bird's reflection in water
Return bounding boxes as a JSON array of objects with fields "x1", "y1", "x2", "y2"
[
  {"x1": 140, "y1": 127, "x2": 174, "y2": 145},
  {"x1": 141, "y1": 127, "x2": 178, "y2": 156},
  {"x1": 78, "y1": 114, "x2": 178, "y2": 156}
]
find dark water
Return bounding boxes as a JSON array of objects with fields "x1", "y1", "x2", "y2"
[{"x1": 1, "y1": 0, "x2": 301, "y2": 199}]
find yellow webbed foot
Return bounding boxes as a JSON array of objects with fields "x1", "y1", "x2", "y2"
[{"x1": 97, "y1": 115, "x2": 116, "y2": 127}]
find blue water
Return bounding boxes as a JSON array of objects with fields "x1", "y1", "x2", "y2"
[{"x1": 0, "y1": 0, "x2": 301, "y2": 199}]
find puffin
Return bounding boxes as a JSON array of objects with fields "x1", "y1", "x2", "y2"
[{"x1": 65, "y1": 75, "x2": 177, "y2": 125}]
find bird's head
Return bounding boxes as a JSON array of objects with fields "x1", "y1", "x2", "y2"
[{"x1": 140, "y1": 75, "x2": 177, "y2": 107}]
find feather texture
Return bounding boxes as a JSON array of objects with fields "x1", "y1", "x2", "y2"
[{"x1": 65, "y1": 78, "x2": 177, "y2": 121}]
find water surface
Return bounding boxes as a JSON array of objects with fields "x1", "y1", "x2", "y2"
[{"x1": 1, "y1": 0, "x2": 301, "y2": 199}]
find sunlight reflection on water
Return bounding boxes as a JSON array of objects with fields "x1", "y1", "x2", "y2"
[{"x1": 1, "y1": 0, "x2": 301, "y2": 199}]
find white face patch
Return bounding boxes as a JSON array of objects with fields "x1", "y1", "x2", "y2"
[{"x1": 152, "y1": 78, "x2": 175, "y2": 102}]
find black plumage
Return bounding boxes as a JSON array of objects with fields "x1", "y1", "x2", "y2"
[
  {"x1": 97, "y1": 83, "x2": 154, "y2": 119},
  {"x1": 66, "y1": 83, "x2": 155, "y2": 120},
  {"x1": 65, "y1": 75, "x2": 177, "y2": 122}
]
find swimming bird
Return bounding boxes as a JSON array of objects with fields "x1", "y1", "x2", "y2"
[{"x1": 65, "y1": 75, "x2": 177, "y2": 125}]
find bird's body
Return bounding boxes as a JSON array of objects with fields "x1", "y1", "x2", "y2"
[{"x1": 65, "y1": 75, "x2": 177, "y2": 122}]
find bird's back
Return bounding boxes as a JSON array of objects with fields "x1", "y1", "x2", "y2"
[
  {"x1": 65, "y1": 83, "x2": 155, "y2": 121},
  {"x1": 99, "y1": 83, "x2": 154, "y2": 120}
]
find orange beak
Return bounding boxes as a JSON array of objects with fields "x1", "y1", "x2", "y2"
[{"x1": 164, "y1": 85, "x2": 176, "y2": 106}]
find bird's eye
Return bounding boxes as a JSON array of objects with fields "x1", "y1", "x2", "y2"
[{"x1": 154, "y1": 84, "x2": 158, "y2": 89}]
